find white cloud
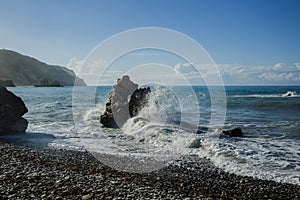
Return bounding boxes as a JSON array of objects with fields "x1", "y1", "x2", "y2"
[
  {"x1": 66, "y1": 57, "x2": 84, "y2": 74},
  {"x1": 67, "y1": 58, "x2": 300, "y2": 85},
  {"x1": 175, "y1": 62, "x2": 197, "y2": 74},
  {"x1": 173, "y1": 62, "x2": 229, "y2": 85},
  {"x1": 259, "y1": 72, "x2": 294, "y2": 81},
  {"x1": 174, "y1": 62, "x2": 201, "y2": 79},
  {"x1": 217, "y1": 62, "x2": 300, "y2": 85},
  {"x1": 272, "y1": 63, "x2": 286, "y2": 70},
  {"x1": 253, "y1": 65, "x2": 271, "y2": 71},
  {"x1": 66, "y1": 57, "x2": 110, "y2": 85},
  {"x1": 219, "y1": 65, "x2": 246, "y2": 76},
  {"x1": 294, "y1": 63, "x2": 300, "y2": 70},
  {"x1": 174, "y1": 62, "x2": 215, "y2": 79},
  {"x1": 66, "y1": 57, "x2": 108, "y2": 75},
  {"x1": 218, "y1": 64, "x2": 252, "y2": 84},
  {"x1": 295, "y1": 76, "x2": 300, "y2": 81}
]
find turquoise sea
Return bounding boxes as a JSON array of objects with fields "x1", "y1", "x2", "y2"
[{"x1": 2, "y1": 86, "x2": 300, "y2": 184}]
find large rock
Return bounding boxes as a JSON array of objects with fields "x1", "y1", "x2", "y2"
[
  {"x1": 0, "y1": 87, "x2": 28, "y2": 134},
  {"x1": 100, "y1": 76, "x2": 151, "y2": 128}
]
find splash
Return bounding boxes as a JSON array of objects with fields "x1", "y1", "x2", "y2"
[
  {"x1": 78, "y1": 85, "x2": 200, "y2": 171},
  {"x1": 119, "y1": 85, "x2": 197, "y2": 157},
  {"x1": 283, "y1": 91, "x2": 298, "y2": 97}
]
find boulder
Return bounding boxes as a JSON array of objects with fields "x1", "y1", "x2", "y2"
[
  {"x1": 0, "y1": 87, "x2": 28, "y2": 134},
  {"x1": 100, "y1": 76, "x2": 151, "y2": 128},
  {"x1": 0, "y1": 80, "x2": 16, "y2": 87},
  {"x1": 222, "y1": 127, "x2": 243, "y2": 137}
]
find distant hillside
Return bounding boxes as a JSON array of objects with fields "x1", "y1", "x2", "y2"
[{"x1": 0, "y1": 49, "x2": 86, "y2": 86}]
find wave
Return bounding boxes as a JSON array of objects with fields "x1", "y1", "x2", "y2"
[
  {"x1": 282, "y1": 91, "x2": 298, "y2": 97},
  {"x1": 233, "y1": 91, "x2": 300, "y2": 98},
  {"x1": 77, "y1": 87, "x2": 300, "y2": 182},
  {"x1": 76, "y1": 85, "x2": 204, "y2": 165},
  {"x1": 113, "y1": 86, "x2": 197, "y2": 156},
  {"x1": 227, "y1": 99, "x2": 300, "y2": 110},
  {"x1": 199, "y1": 137, "x2": 300, "y2": 185},
  {"x1": 253, "y1": 101, "x2": 300, "y2": 109}
]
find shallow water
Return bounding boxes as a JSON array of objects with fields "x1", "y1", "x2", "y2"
[{"x1": 2, "y1": 85, "x2": 299, "y2": 184}]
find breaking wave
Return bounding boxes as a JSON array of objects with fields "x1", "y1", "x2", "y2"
[{"x1": 233, "y1": 91, "x2": 299, "y2": 98}]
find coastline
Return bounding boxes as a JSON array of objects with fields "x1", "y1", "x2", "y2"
[{"x1": 0, "y1": 140, "x2": 299, "y2": 200}]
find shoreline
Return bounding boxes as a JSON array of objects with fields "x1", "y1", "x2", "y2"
[{"x1": 0, "y1": 140, "x2": 299, "y2": 199}]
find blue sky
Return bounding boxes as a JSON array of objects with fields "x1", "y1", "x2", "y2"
[{"x1": 0, "y1": 0, "x2": 299, "y2": 85}]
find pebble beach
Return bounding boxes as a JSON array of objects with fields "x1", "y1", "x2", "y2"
[{"x1": 0, "y1": 140, "x2": 299, "y2": 200}]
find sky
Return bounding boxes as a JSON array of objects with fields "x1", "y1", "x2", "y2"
[{"x1": 0, "y1": 0, "x2": 299, "y2": 85}]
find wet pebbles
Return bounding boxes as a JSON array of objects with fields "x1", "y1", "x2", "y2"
[{"x1": 0, "y1": 141, "x2": 299, "y2": 200}]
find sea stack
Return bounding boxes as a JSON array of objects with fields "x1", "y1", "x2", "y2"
[
  {"x1": 100, "y1": 76, "x2": 151, "y2": 128},
  {"x1": 0, "y1": 87, "x2": 28, "y2": 134}
]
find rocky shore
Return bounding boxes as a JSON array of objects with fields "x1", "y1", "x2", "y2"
[{"x1": 0, "y1": 140, "x2": 299, "y2": 200}]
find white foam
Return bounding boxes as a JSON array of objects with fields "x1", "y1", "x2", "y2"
[
  {"x1": 195, "y1": 136, "x2": 300, "y2": 185},
  {"x1": 234, "y1": 91, "x2": 299, "y2": 98},
  {"x1": 282, "y1": 91, "x2": 298, "y2": 97}
]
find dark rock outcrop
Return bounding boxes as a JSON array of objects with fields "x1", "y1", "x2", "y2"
[
  {"x1": 129, "y1": 87, "x2": 151, "y2": 117},
  {"x1": 0, "y1": 80, "x2": 15, "y2": 87},
  {"x1": 222, "y1": 127, "x2": 243, "y2": 137},
  {"x1": 0, "y1": 87, "x2": 28, "y2": 134},
  {"x1": 100, "y1": 76, "x2": 151, "y2": 128},
  {"x1": 34, "y1": 78, "x2": 63, "y2": 87}
]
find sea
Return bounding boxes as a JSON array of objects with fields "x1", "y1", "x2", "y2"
[{"x1": 2, "y1": 85, "x2": 300, "y2": 185}]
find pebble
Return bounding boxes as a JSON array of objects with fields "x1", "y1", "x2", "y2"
[
  {"x1": 82, "y1": 193, "x2": 93, "y2": 200},
  {"x1": 0, "y1": 140, "x2": 299, "y2": 199}
]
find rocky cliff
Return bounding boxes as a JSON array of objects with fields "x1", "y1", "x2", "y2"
[{"x1": 0, "y1": 49, "x2": 86, "y2": 86}]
